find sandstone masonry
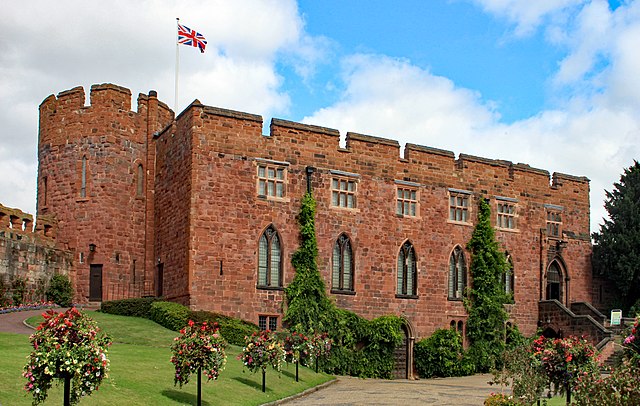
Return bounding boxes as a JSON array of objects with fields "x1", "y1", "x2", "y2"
[{"x1": 36, "y1": 84, "x2": 606, "y2": 345}]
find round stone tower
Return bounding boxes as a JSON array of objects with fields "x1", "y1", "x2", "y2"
[{"x1": 37, "y1": 84, "x2": 173, "y2": 302}]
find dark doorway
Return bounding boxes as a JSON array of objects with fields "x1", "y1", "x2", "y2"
[
  {"x1": 393, "y1": 325, "x2": 409, "y2": 379},
  {"x1": 156, "y1": 263, "x2": 164, "y2": 297},
  {"x1": 89, "y1": 264, "x2": 103, "y2": 301}
]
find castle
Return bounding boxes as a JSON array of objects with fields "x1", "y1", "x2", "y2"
[{"x1": 12, "y1": 82, "x2": 614, "y2": 375}]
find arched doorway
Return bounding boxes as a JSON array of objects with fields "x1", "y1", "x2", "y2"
[
  {"x1": 392, "y1": 320, "x2": 415, "y2": 379},
  {"x1": 545, "y1": 261, "x2": 563, "y2": 301}
]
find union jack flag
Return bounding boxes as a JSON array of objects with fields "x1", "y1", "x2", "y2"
[{"x1": 177, "y1": 23, "x2": 207, "y2": 53}]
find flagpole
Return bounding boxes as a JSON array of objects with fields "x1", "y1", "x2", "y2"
[{"x1": 175, "y1": 17, "x2": 180, "y2": 113}]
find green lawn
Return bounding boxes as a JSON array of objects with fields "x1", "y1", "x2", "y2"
[{"x1": 0, "y1": 311, "x2": 333, "y2": 405}]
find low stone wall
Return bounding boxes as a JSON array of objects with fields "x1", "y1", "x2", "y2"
[{"x1": 0, "y1": 203, "x2": 73, "y2": 304}]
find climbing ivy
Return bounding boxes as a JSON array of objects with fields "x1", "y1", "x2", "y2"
[
  {"x1": 464, "y1": 197, "x2": 510, "y2": 372},
  {"x1": 284, "y1": 192, "x2": 404, "y2": 378},
  {"x1": 284, "y1": 192, "x2": 334, "y2": 335}
]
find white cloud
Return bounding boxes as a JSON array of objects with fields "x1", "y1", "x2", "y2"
[
  {"x1": 472, "y1": 0, "x2": 586, "y2": 36},
  {"x1": 305, "y1": 55, "x2": 498, "y2": 150},
  {"x1": 0, "y1": 0, "x2": 315, "y2": 214}
]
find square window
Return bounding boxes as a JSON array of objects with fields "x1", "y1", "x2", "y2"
[
  {"x1": 258, "y1": 315, "x2": 277, "y2": 331},
  {"x1": 396, "y1": 187, "x2": 418, "y2": 217},
  {"x1": 497, "y1": 202, "x2": 517, "y2": 229},
  {"x1": 331, "y1": 177, "x2": 357, "y2": 209},
  {"x1": 546, "y1": 211, "x2": 562, "y2": 237},
  {"x1": 449, "y1": 192, "x2": 470, "y2": 223},
  {"x1": 257, "y1": 164, "x2": 286, "y2": 198}
]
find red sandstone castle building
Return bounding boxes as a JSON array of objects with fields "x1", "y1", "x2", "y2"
[{"x1": 36, "y1": 84, "x2": 612, "y2": 363}]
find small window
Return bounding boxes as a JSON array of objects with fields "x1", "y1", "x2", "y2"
[
  {"x1": 79, "y1": 252, "x2": 84, "y2": 264},
  {"x1": 497, "y1": 202, "x2": 516, "y2": 229},
  {"x1": 397, "y1": 241, "x2": 417, "y2": 297},
  {"x1": 80, "y1": 156, "x2": 87, "y2": 198},
  {"x1": 42, "y1": 176, "x2": 48, "y2": 206},
  {"x1": 396, "y1": 187, "x2": 418, "y2": 216},
  {"x1": 258, "y1": 315, "x2": 278, "y2": 331},
  {"x1": 331, "y1": 178, "x2": 357, "y2": 208},
  {"x1": 332, "y1": 234, "x2": 354, "y2": 293},
  {"x1": 448, "y1": 246, "x2": 466, "y2": 299},
  {"x1": 449, "y1": 192, "x2": 470, "y2": 222},
  {"x1": 546, "y1": 210, "x2": 562, "y2": 238},
  {"x1": 504, "y1": 255, "x2": 515, "y2": 302},
  {"x1": 257, "y1": 164, "x2": 286, "y2": 198},
  {"x1": 257, "y1": 225, "x2": 282, "y2": 288},
  {"x1": 136, "y1": 164, "x2": 144, "y2": 197}
]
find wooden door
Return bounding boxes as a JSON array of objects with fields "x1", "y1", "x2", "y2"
[{"x1": 89, "y1": 264, "x2": 103, "y2": 301}]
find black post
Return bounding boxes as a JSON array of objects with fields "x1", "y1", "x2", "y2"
[
  {"x1": 566, "y1": 383, "x2": 571, "y2": 405},
  {"x1": 315, "y1": 358, "x2": 318, "y2": 373},
  {"x1": 296, "y1": 362, "x2": 299, "y2": 382},
  {"x1": 305, "y1": 166, "x2": 315, "y2": 193},
  {"x1": 262, "y1": 369, "x2": 266, "y2": 392},
  {"x1": 197, "y1": 367, "x2": 202, "y2": 406},
  {"x1": 63, "y1": 375, "x2": 71, "y2": 406}
]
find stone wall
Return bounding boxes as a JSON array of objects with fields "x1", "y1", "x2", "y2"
[
  {"x1": 0, "y1": 204, "x2": 72, "y2": 303},
  {"x1": 155, "y1": 101, "x2": 593, "y2": 339},
  {"x1": 37, "y1": 85, "x2": 173, "y2": 301}
]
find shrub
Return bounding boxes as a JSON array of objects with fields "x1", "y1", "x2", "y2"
[
  {"x1": 12, "y1": 276, "x2": 27, "y2": 306},
  {"x1": 149, "y1": 301, "x2": 191, "y2": 331},
  {"x1": 45, "y1": 274, "x2": 74, "y2": 307},
  {"x1": 573, "y1": 358, "x2": 640, "y2": 405},
  {"x1": 100, "y1": 297, "x2": 159, "y2": 318},
  {"x1": 187, "y1": 310, "x2": 259, "y2": 346},
  {"x1": 0, "y1": 278, "x2": 9, "y2": 307},
  {"x1": 483, "y1": 393, "x2": 520, "y2": 406},
  {"x1": 415, "y1": 328, "x2": 474, "y2": 378}
]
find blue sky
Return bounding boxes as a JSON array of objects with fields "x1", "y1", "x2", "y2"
[{"x1": 1, "y1": 0, "x2": 639, "y2": 233}]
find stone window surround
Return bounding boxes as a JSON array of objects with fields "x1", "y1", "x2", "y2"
[
  {"x1": 258, "y1": 314, "x2": 278, "y2": 331},
  {"x1": 544, "y1": 204, "x2": 563, "y2": 239},
  {"x1": 448, "y1": 188, "x2": 472, "y2": 224},
  {"x1": 331, "y1": 233, "x2": 355, "y2": 295},
  {"x1": 495, "y1": 196, "x2": 518, "y2": 231},
  {"x1": 255, "y1": 158, "x2": 290, "y2": 200},
  {"x1": 257, "y1": 224, "x2": 283, "y2": 290},
  {"x1": 329, "y1": 170, "x2": 360, "y2": 210},
  {"x1": 395, "y1": 180, "x2": 420, "y2": 218}
]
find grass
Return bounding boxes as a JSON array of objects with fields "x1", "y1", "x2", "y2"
[{"x1": 0, "y1": 311, "x2": 333, "y2": 405}]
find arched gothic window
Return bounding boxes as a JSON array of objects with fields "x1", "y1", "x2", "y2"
[
  {"x1": 546, "y1": 261, "x2": 562, "y2": 301},
  {"x1": 332, "y1": 234, "x2": 354, "y2": 292},
  {"x1": 397, "y1": 241, "x2": 417, "y2": 296},
  {"x1": 448, "y1": 246, "x2": 466, "y2": 299},
  {"x1": 257, "y1": 225, "x2": 282, "y2": 288}
]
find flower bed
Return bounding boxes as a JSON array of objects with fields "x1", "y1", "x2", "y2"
[{"x1": 0, "y1": 301, "x2": 57, "y2": 314}]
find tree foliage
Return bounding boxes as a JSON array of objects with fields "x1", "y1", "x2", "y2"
[
  {"x1": 465, "y1": 197, "x2": 510, "y2": 371},
  {"x1": 592, "y1": 160, "x2": 640, "y2": 310}
]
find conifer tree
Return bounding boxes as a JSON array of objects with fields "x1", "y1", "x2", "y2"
[
  {"x1": 592, "y1": 161, "x2": 640, "y2": 310},
  {"x1": 284, "y1": 192, "x2": 334, "y2": 334},
  {"x1": 465, "y1": 197, "x2": 510, "y2": 371}
]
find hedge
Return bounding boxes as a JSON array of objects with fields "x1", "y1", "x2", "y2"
[
  {"x1": 100, "y1": 299, "x2": 258, "y2": 344},
  {"x1": 100, "y1": 297, "x2": 159, "y2": 318}
]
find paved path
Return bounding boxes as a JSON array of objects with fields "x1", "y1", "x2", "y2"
[
  {"x1": 280, "y1": 374, "x2": 499, "y2": 406},
  {"x1": 0, "y1": 309, "x2": 45, "y2": 334}
]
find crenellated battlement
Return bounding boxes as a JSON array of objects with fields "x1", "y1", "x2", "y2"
[
  {"x1": 174, "y1": 100, "x2": 589, "y2": 193},
  {"x1": 0, "y1": 203, "x2": 56, "y2": 239}
]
